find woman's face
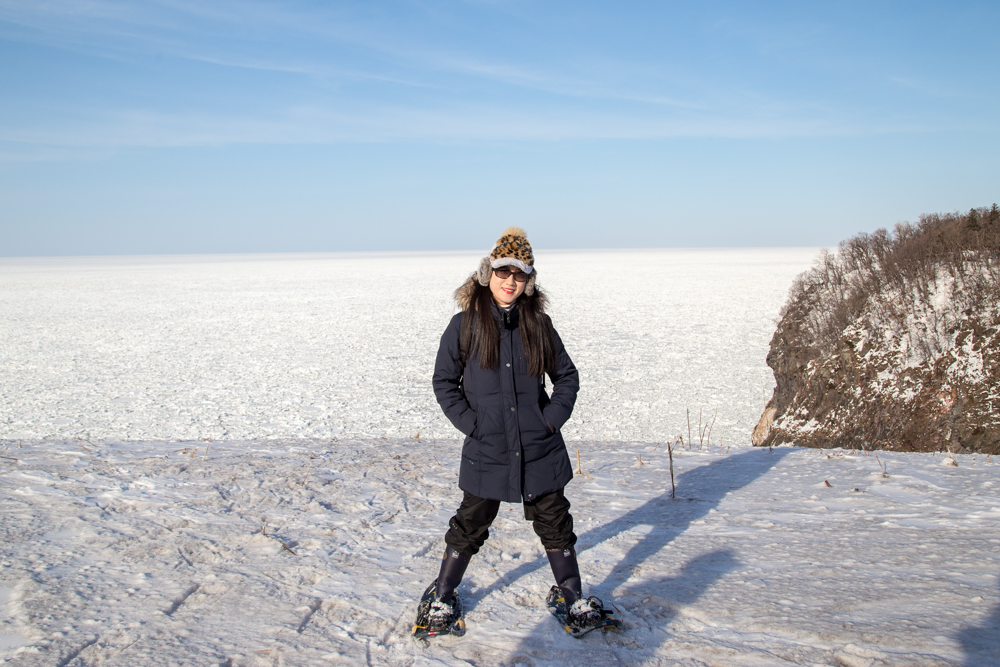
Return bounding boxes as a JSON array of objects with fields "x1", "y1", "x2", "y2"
[{"x1": 489, "y1": 267, "x2": 528, "y2": 305}]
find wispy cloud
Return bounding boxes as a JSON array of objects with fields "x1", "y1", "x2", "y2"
[
  {"x1": 0, "y1": 97, "x2": 936, "y2": 155},
  {"x1": 1, "y1": 0, "x2": 994, "y2": 156}
]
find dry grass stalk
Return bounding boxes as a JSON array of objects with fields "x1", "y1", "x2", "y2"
[
  {"x1": 576, "y1": 449, "x2": 583, "y2": 475},
  {"x1": 667, "y1": 443, "x2": 676, "y2": 499},
  {"x1": 874, "y1": 453, "x2": 889, "y2": 477},
  {"x1": 636, "y1": 455, "x2": 644, "y2": 466},
  {"x1": 686, "y1": 409, "x2": 692, "y2": 450},
  {"x1": 261, "y1": 522, "x2": 298, "y2": 555},
  {"x1": 301, "y1": 464, "x2": 313, "y2": 485},
  {"x1": 706, "y1": 408, "x2": 717, "y2": 449},
  {"x1": 698, "y1": 407, "x2": 703, "y2": 449}
]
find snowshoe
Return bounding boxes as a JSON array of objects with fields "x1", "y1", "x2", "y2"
[
  {"x1": 412, "y1": 579, "x2": 466, "y2": 640},
  {"x1": 546, "y1": 585, "x2": 621, "y2": 638}
]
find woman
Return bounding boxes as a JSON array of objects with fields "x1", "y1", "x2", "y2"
[{"x1": 417, "y1": 227, "x2": 609, "y2": 636}]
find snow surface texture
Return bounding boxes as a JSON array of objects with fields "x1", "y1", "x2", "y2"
[
  {"x1": 1, "y1": 250, "x2": 997, "y2": 666},
  {"x1": 1, "y1": 442, "x2": 998, "y2": 666}
]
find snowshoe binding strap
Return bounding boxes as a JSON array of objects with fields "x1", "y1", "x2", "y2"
[
  {"x1": 545, "y1": 585, "x2": 621, "y2": 639},
  {"x1": 413, "y1": 580, "x2": 466, "y2": 639}
]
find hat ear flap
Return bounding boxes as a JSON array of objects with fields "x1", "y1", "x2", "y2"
[
  {"x1": 477, "y1": 257, "x2": 492, "y2": 286},
  {"x1": 524, "y1": 272, "x2": 536, "y2": 296}
]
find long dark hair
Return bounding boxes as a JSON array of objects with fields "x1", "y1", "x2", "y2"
[{"x1": 458, "y1": 280, "x2": 556, "y2": 377}]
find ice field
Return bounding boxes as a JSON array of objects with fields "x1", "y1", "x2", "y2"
[{"x1": 1, "y1": 249, "x2": 998, "y2": 666}]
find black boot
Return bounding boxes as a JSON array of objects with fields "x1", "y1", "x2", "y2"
[
  {"x1": 435, "y1": 546, "x2": 471, "y2": 604},
  {"x1": 546, "y1": 546, "x2": 583, "y2": 606}
]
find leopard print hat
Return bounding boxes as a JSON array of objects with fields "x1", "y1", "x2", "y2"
[{"x1": 476, "y1": 227, "x2": 537, "y2": 295}]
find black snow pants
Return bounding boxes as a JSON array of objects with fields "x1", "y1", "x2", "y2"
[{"x1": 444, "y1": 488, "x2": 577, "y2": 557}]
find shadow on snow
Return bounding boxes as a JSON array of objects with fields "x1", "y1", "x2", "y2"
[
  {"x1": 956, "y1": 575, "x2": 1000, "y2": 667},
  {"x1": 467, "y1": 446, "x2": 789, "y2": 661}
]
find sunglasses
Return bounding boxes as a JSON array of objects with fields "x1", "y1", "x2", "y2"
[{"x1": 493, "y1": 267, "x2": 529, "y2": 282}]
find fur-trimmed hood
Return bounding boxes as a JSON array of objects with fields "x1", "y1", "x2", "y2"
[{"x1": 455, "y1": 275, "x2": 478, "y2": 311}]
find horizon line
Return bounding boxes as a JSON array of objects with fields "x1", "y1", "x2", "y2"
[{"x1": 0, "y1": 246, "x2": 827, "y2": 263}]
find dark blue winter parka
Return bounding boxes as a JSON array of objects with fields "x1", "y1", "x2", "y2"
[{"x1": 432, "y1": 289, "x2": 579, "y2": 503}]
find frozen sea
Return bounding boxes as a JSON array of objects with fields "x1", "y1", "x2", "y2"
[
  {"x1": 1, "y1": 249, "x2": 998, "y2": 666},
  {"x1": 0, "y1": 249, "x2": 813, "y2": 446}
]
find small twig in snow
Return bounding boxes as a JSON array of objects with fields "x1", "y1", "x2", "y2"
[
  {"x1": 686, "y1": 409, "x2": 692, "y2": 451},
  {"x1": 667, "y1": 443, "x2": 676, "y2": 500},
  {"x1": 706, "y1": 408, "x2": 717, "y2": 449},
  {"x1": 874, "y1": 453, "x2": 888, "y2": 477}
]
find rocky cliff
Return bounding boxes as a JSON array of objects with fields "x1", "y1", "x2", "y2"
[{"x1": 754, "y1": 206, "x2": 1000, "y2": 454}]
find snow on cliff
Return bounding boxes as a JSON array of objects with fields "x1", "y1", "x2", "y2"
[{"x1": 755, "y1": 209, "x2": 1000, "y2": 454}]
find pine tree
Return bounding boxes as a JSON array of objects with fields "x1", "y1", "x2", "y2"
[{"x1": 967, "y1": 208, "x2": 981, "y2": 232}]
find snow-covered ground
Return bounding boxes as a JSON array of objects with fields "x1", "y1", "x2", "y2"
[{"x1": 1, "y1": 249, "x2": 998, "y2": 666}]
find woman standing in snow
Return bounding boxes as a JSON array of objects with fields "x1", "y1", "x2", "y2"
[{"x1": 416, "y1": 227, "x2": 611, "y2": 637}]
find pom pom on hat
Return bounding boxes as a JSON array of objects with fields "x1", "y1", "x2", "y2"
[{"x1": 500, "y1": 226, "x2": 527, "y2": 239}]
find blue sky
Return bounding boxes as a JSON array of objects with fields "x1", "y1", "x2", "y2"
[{"x1": 1, "y1": 1, "x2": 998, "y2": 256}]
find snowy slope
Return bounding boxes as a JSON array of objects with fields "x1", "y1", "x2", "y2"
[{"x1": 1, "y1": 250, "x2": 998, "y2": 666}]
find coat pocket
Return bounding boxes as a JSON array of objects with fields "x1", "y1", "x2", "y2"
[
  {"x1": 532, "y1": 404, "x2": 554, "y2": 434},
  {"x1": 522, "y1": 441, "x2": 573, "y2": 499},
  {"x1": 458, "y1": 449, "x2": 481, "y2": 495}
]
